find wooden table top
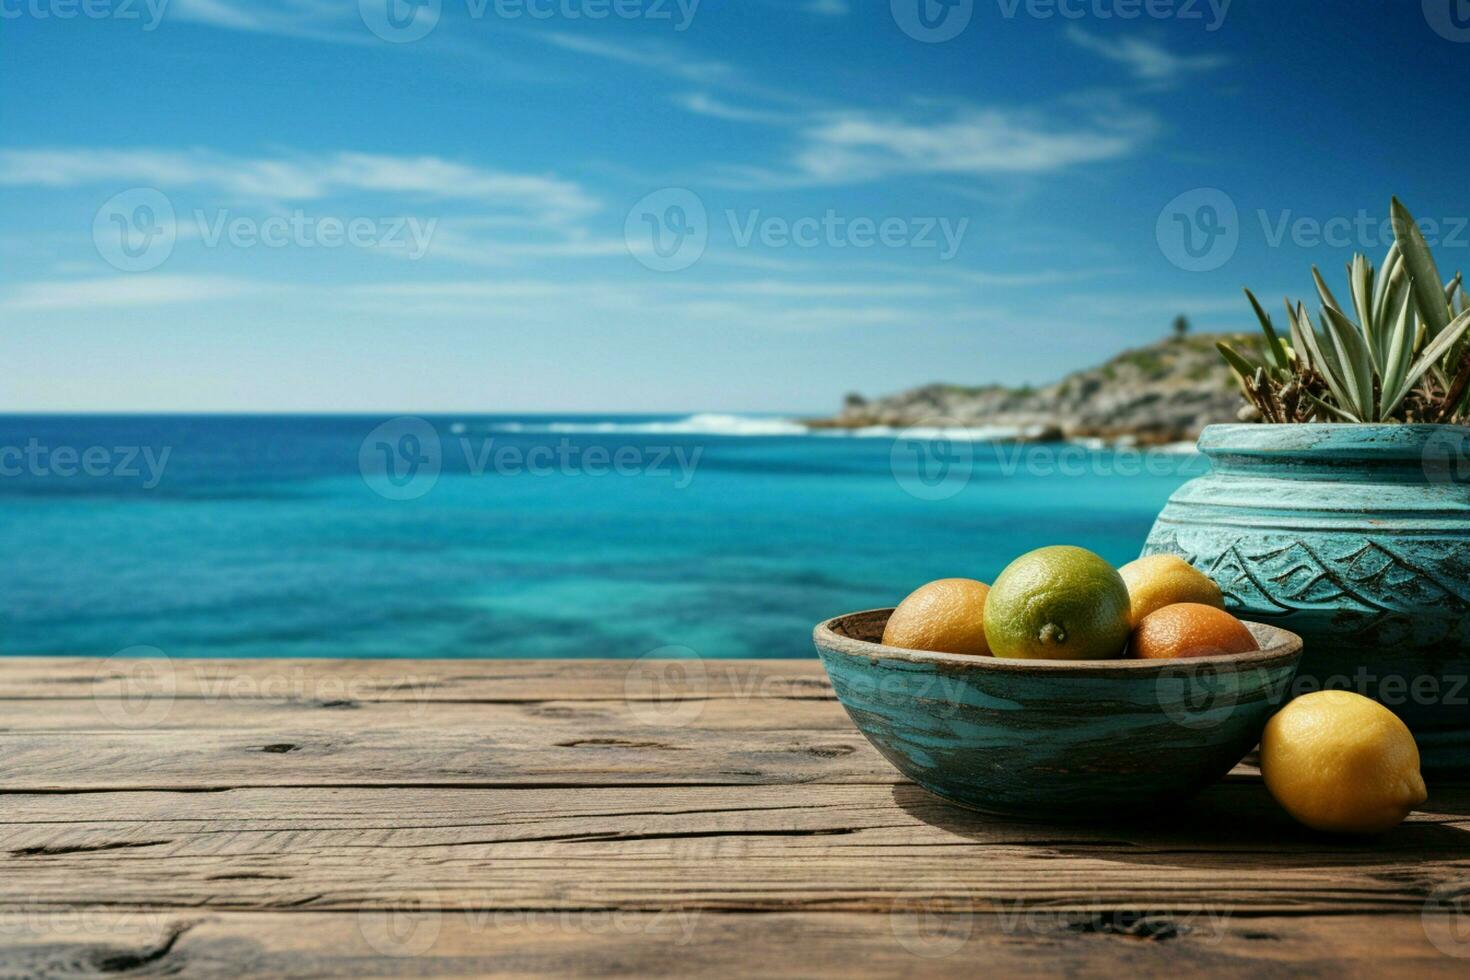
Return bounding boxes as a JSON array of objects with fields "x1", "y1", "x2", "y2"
[{"x1": 2, "y1": 656, "x2": 1467, "y2": 978}]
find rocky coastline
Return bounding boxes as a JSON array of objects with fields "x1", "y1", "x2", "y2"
[{"x1": 811, "y1": 333, "x2": 1256, "y2": 445}]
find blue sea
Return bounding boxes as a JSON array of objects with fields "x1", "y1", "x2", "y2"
[{"x1": 0, "y1": 415, "x2": 1208, "y2": 658}]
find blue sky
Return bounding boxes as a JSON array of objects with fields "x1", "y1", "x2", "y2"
[{"x1": 3, "y1": 0, "x2": 1470, "y2": 412}]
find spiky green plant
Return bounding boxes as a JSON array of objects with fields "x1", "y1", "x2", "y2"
[{"x1": 1219, "y1": 198, "x2": 1470, "y2": 424}]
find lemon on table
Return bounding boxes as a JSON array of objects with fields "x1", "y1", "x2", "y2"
[
  {"x1": 1261, "y1": 690, "x2": 1428, "y2": 835},
  {"x1": 982, "y1": 546, "x2": 1131, "y2": 660},
  {"x1": 882, "y1": 578, "x2": 990, "y2": 656},
  {"x1": 1118, "y1": 554, "x2": 1224, "y2": 625}
]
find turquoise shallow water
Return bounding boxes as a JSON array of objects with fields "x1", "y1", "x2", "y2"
[{"x1": 0, "y1": 415, "x2": 1207, "y2": 658}]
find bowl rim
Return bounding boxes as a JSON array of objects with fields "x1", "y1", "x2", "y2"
[{"x1": 814, "y1": 608, "x2": 1302, "y2": 677}]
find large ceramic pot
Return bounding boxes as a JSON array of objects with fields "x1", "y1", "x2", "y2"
[{"x1": 1143, "y1": 424, "x2": 1470, "y2": 772}]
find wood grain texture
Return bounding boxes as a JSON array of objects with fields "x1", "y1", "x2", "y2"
[
  {"x1": 1, "y1": 911, "x2": 1465, "y2": 979},
  {"x1": 1, "y1": 657, "x2": 1466, "y2": 978}
]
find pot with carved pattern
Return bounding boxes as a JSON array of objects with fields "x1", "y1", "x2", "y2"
[{"x1": 1142, "y1": 423, "x2": 1470, "y2": 772}]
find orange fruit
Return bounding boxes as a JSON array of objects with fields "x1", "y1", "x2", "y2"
[
  {"x1": 1128, "y1": 602, "x2": 1258, "y2": 659},
  {"x1": 883, "y1": 578, "x2": 990, "y2": 656}
]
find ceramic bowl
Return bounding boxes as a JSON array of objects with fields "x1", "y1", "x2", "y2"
[{"x1": 813, "y1": 608, "x2": 1302, "y2": 818}]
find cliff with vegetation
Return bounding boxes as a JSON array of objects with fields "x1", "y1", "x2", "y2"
[{"x1": 815, "y1": 332, "x2": 1259, "y2": 444}]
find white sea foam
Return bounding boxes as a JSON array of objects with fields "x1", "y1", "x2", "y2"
[
  {"x1": 461, "y1": 414, "x2": 1197, "y2": 447},
  {"x1": 480, "y1": 414, "x2": 810, "y2": 437}
]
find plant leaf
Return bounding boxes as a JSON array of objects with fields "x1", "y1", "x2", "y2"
[
  {"x1": 1380, "y1": 287, "x2": 1417, "y2": 410},
  {"x1": 1382, "y1": 307, "x2": 1470, "y2": 418},
  {"x1": 1287, "y1": 299, "x2": 1317, "y2": 373},
  {"x1": 1244, "y1": 288, "x2": 1289, "y2": 371},
  {"x1": 1302, "y1": 389, "x2": 1362, "y2": 422},
  {"x1": 1217, "y1": 342, "x2": 1259, "y2": 389},
  {"x1": 1322, "y1": 305, "x2": 1376, "y2": 418},
  {"x1": 1293, "y1": 303, "x2": 1355, "y2": 411},
  {"x1": 1373, "y1": 240, "x2": 1401, "y2": 310},
  {"x1": 1391, "y1": 196, "x2": 1451, "y2": 338},
  {"x1": 1349, "y1": 254, "x2": 1381, "y2": 370},
  {"x1": 1312, "y1": 266, "x2": 1343, "y2": 314},
  {"x1": 1373, "y1": 244, "x2": 1406, "y2": 331}
]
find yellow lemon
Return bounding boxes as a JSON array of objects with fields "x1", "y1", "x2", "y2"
[
  {"x1": 1117, "y1": 554, "x2": 1224, "y2": 625},
  {"x1": 1260, "y1": 691, "x2": 1427, "y2": 834},
  {"x1": 883, "y1": 578, "x2": 990, "y2": 656}
]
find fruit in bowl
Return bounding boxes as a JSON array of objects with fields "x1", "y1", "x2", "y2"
[
  {"x1": 983, "y1": 545, "x2": 1131, "y2": 660},
  {"x1": 882, "y1": 578, "x2": 990, "y2": 657},
  {"x1": 821, "y1": 543, "x2": 1424, "y2": 831},
  {"x1": 1129, "y1": 602, "x2": 1259, "y2": 659},
  {"x1": 1117, "y1": 553, "x2": 1224, "y2": 624}
]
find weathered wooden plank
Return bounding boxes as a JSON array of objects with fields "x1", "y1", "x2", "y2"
[
  {"x1": 0, "y1": 784, "x2": 1465, "y2": 914},
  {"x1": 4, "y1": 657, "x2": 1467, "y2": 977},
  {"x1": 0, "y1": 910, "x2": 1463, "y2": 979},
  {"x1": 0, "y1": 695, "x2": 854, "y2": 734},
  {"x1": 0, "y1": 725, "x2": 883, "y2": 790},
  {"x1": 0, "y1": 657, "x2": 833, "y2": 703}
]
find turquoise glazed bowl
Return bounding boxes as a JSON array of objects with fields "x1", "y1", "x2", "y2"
[
  {"x1": 813, "y1": 609, "x2": 1301, "y2": 818},
  {"x1": 1144, "y1": 424, "x2": 1470, "y2": 772}
]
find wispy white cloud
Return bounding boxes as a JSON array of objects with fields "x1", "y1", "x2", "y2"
[
  {"x1": 697, "y1": 99, "x2": 1157, "y2": 188},
  {"x1": 1066, "y1": 26, "x2": 1228, "y2": 83},
  {"x1": 793, "y1": 105, "x2": 1155, "y2": 181},
  {"x1": 0, "y1": 147, "x2": 598, "y2": 224},
  {"x1": 2, "y1": 273, "x2": 969, "y2": 334},
  {"x1": 676, "y1": 93, "x2": 799, "y2": 125},
  {"x1": 0, "y1": 275, "x2": 257, "y2": 312},
  {"x1": 541, "y1": 33, "x2": 737, "y2": 86},
  {"x1": 167, "y1": 0, "x2": 361, "y2": 42}
]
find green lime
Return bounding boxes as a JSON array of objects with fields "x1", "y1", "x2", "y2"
[{"x1": 983, "y1": 545, "x2": 1131, "y2": 660}]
